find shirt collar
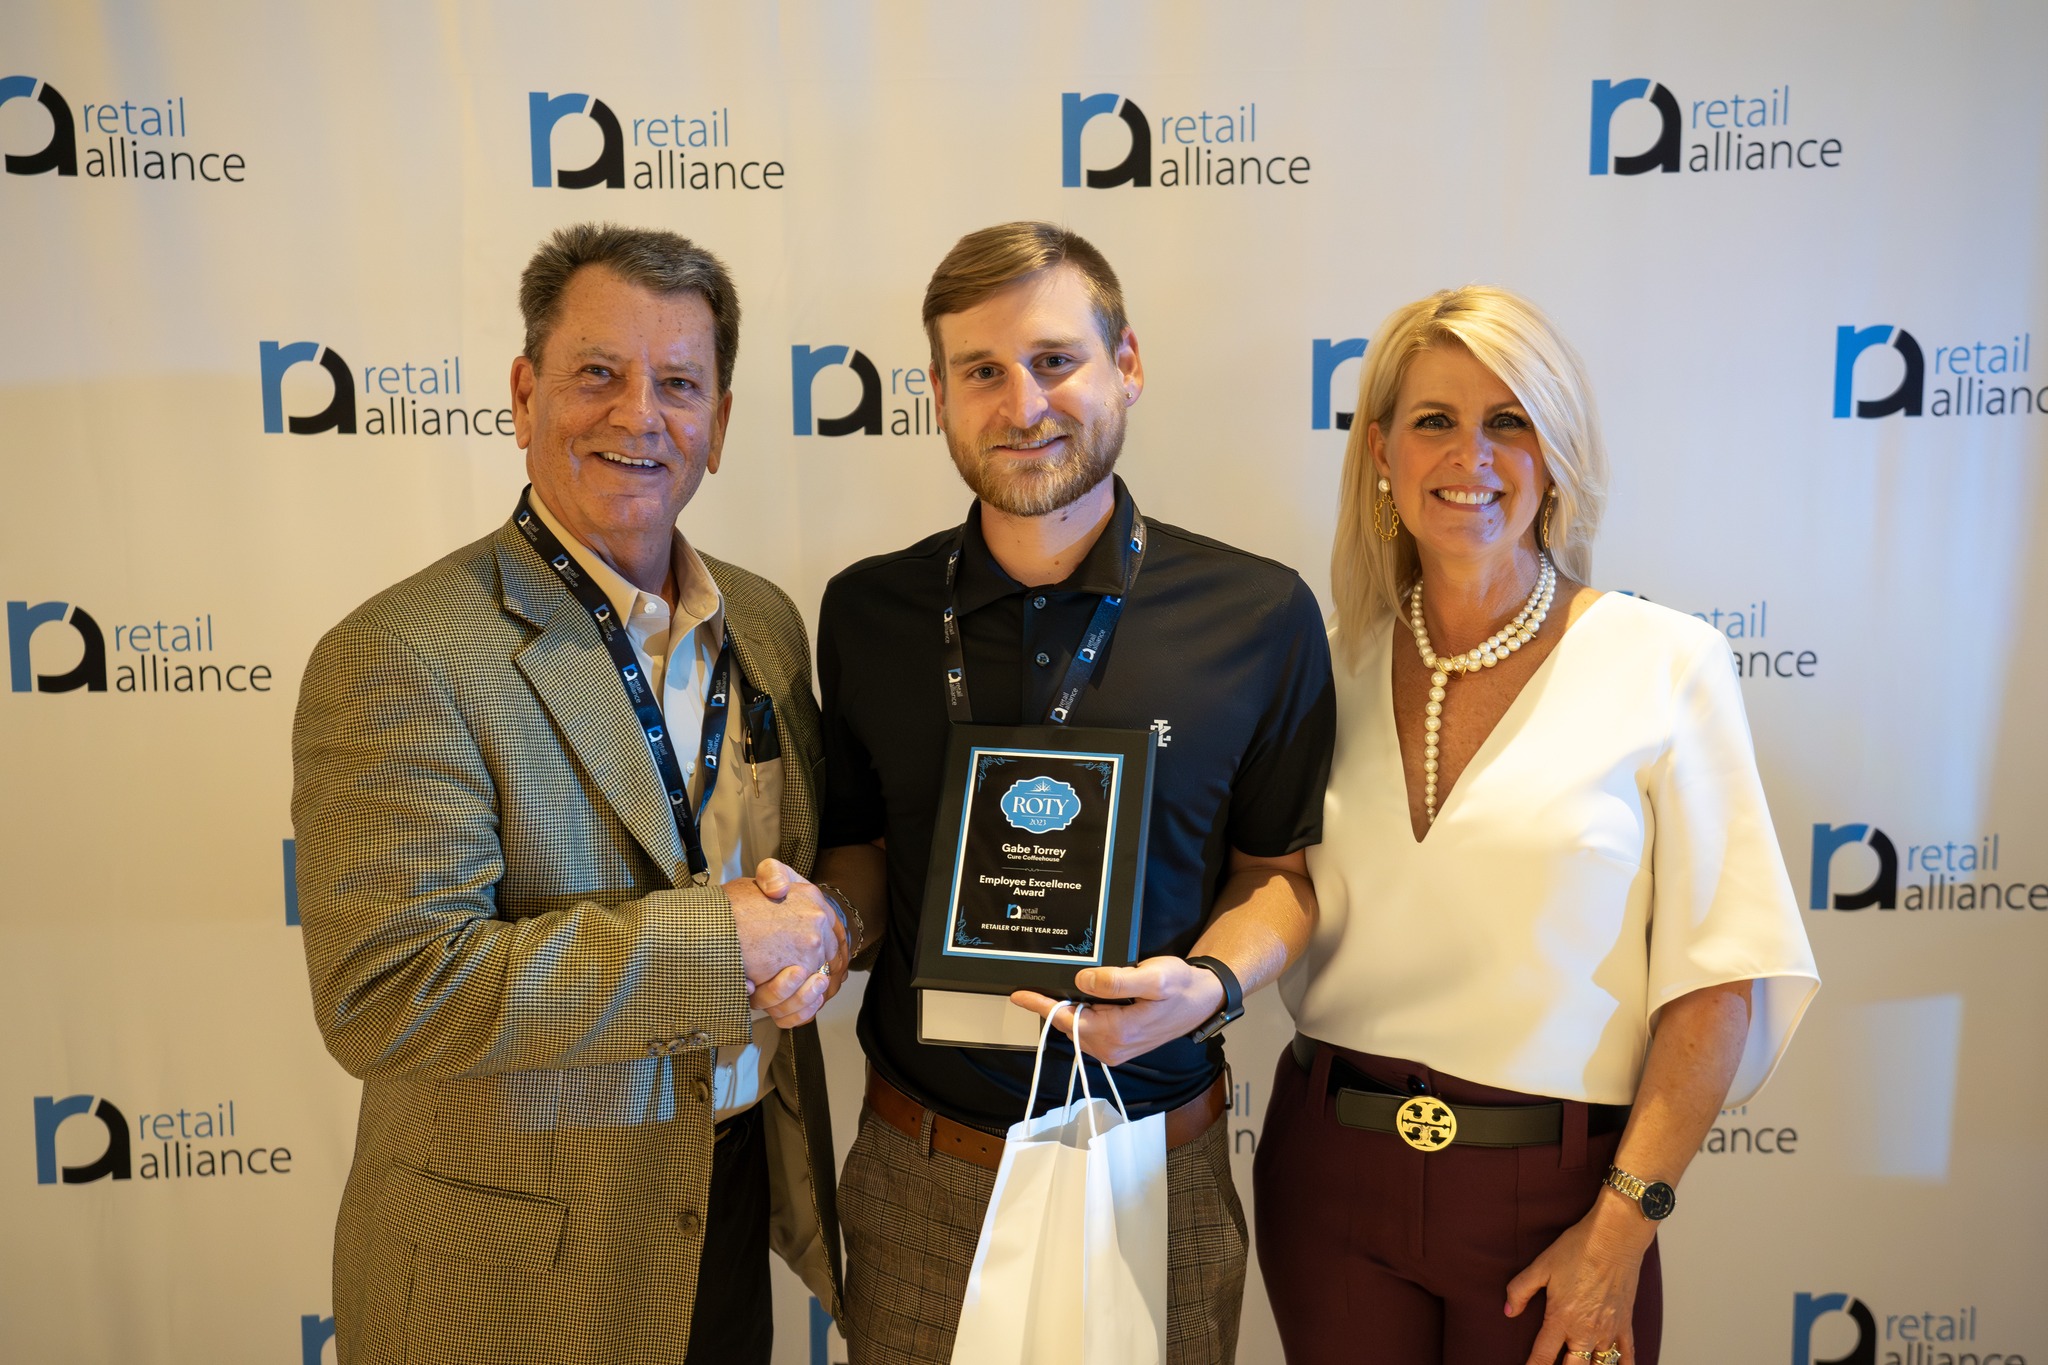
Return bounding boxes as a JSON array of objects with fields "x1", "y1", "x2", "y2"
[
  {"x1": 954, "y1": 475, "x2": 1141, "y2": 615},
  {"x1": 527, "y1": 486, "x2": 723, "y2": 637}
]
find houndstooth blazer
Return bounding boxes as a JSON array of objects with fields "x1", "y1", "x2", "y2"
[{"x1": 292, "y1": 516, "x2": 842, "y2": 1365}]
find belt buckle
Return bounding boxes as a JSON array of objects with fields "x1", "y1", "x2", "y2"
[{"x1": 1397, "y1": 1096, "x2": 1457, "y2": 1152}]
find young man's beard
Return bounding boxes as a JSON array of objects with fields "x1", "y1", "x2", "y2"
[{"x1": 946, "y1": 408, "x2": 1125, "y2": 518}]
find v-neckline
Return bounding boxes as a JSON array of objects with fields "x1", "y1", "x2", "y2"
[{"x1": 1386, "y1": 591, "x2": 1613, "y2": 845}]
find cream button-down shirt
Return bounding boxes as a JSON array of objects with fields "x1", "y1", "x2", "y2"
[{"x1": 530, "y1": 491, "x2": 783, "y2": 1118}]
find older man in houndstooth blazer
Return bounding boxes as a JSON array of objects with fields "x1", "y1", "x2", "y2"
[{"x1": 293, "y1": 225, "x2": 847, "y2": 1364}]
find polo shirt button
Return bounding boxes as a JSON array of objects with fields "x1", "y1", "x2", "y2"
[
  {"x1": 1406, "y1": 1075, "x2": 1429, "y2": 1095},
  {"x1": 1035, "y1": 652, "x2": 1051, "y2": 666},
  {"x1": 1032, "y1": 595, "x2": 1047, "y2": 609},
  {"x1": 694, "y1": 1080, "x2": 712, "y2": 1104},
  {"x1": 679, "y1": 1207, "x2": 702, "y2": 1235}
]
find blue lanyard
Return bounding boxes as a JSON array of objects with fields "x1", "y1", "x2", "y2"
[
  {"x1": 514, "y1": 488, "x2": 737, "y2": 883},
  {"x1": 941, "y1": 517, "x2": 1146, "y2": 726}
]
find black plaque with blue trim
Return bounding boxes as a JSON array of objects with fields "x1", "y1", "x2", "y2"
[{"x1": 914, "y1": 724, "x2": 1155, "y2": 1032}]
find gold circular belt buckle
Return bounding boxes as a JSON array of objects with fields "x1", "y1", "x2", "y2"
[{"x1": 1397, "y1": 1096, "x2": 1457, "y2": 1152}]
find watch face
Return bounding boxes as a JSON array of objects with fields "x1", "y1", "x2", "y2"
[{"x1": 1640, "y1": 1181, "x2": 1676, "y2": 1221}]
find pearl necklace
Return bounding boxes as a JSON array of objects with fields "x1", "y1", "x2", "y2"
[{"x1": 1404, "y1": 555, "x2": 1557, "y2": 823}]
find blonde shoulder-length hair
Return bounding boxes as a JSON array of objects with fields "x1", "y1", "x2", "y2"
[{"x1": 1331, "y1": 285, "x2": 1609, "y2": 671}]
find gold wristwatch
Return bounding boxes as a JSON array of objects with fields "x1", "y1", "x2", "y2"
[{"x1": 1604, "y1": 1164, "x2": 1676, "y2": 1221}]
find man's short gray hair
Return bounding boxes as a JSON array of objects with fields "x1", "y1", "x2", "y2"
[{"x1": 518, "y1": 222, "x2": 741, "y2": 393}]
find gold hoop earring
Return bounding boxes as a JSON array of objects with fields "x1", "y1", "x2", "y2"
[
  {"x1": 1540, "y1": 487, "x2": 1558, "y2": 549},
  {"x1": 1373, "y1": 478, "x2": 1401, "y2": 542}
]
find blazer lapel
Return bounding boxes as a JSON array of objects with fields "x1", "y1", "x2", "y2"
[{"x1": 497, "y1": 527, "x2": 686, "y2": 881}]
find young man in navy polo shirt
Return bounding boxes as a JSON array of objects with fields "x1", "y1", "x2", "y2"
[{"x1": 813, "y1": 221, "x2": 1334, "y2": 1365}]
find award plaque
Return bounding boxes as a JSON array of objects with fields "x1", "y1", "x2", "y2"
[{"x1": 913, "y1": 723, "x2": 1155, "y2": 1049}]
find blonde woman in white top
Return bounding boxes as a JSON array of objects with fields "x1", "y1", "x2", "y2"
[{"x1": 1253, "y1": 287, "x2": 1818, "y2": 1365}]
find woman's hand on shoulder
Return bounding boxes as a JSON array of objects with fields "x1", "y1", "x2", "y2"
[{"x1": 1504, "y1": 1190, "x2": 1658, "y2": 1365}]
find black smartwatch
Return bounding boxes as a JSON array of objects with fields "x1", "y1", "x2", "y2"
[{"x1": 1185, "y1": 955, "x2": 1244, "y2": 1043}]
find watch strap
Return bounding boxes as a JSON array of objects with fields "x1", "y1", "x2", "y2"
[{"x1": 1185, "y1": 955, "x2": 1244, "y2": 1043}]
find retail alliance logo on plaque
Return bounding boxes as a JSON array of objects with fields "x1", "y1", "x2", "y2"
[
  {"x1": 32, "y1": 1092, "x2": 296, "y2": 1184},
  {"x1": 527, "y1": 90, "x2": 785, "y2": 192},
  {"x1": 1833, "y1": 325, "x2": 2041, "y2": 419},
  {"x1": 1062, "y1": 91, "x2": 1313, "y2": 189},
  {"x1": 0, "y1": 74, "x2": 247, "y2": 181},
  {"x1": 790, "y1": 343, "x2": 939, "y2": 437},
  {"x1": 1809, "y1": 824, "x2": 2044, "y2": 915},
  {"x1": 1588, "y1": 78, "x2": 1843, "y2": 176},
  {"x1": 1792, "y1": 1292, "x2": 2025, "y2": 1365},
  {"x1": 259, "y1": 341, "x2": 512, "y2": 438},
  {"x1": 7, "y1": 599, "x2": 274, "y2": 696}
]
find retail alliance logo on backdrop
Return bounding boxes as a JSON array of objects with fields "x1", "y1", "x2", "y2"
[
  {"x1": 0, "y1": 75, "x2": 246, "y2": 181},
  {"x1": 1310, "y1": 338, "x2": 1369, "y2": 430},
  {"x1": 1699, "y1": 1103, "x2": 1800, "y2": 1157},
  {"x1": 1833, "y1": 326, "x2": 2042, "y2": 419},
  {"x1": 1792, "y1": 1293, "x2": 2024, "y2": 1365},
  {"x1": 1589, "y1": 79, "x2": 1841, "y2": 175},
  {"x1": 301, "y1": 1315, "x2": 336, "y2": 1365},
  {"x1": 527, "y1": 91, "x2": 784, "y2": 191},
  {"x1": 7, "y1": 599, "x2": 273, "y2": 695},
  {"x1": 32, "y1": 1092, "x2": 295, "y2": 1183},
  {"x1": 1062, "y1": 92, "x2": 1312, "y2": 188},
  {"x1": 1810, "y1": 825, "x2": 2046, "y2": 915},
  {"x1": 791, "y1": 344, "x2": 939, "y2": 437},
  {"x1": 259, "y1": 342, "x2": 512, "y2": 437}
]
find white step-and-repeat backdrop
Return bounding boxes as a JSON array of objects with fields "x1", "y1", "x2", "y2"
[{"x1": 4, "y1": 3, "x2": 2044, "y2": 1362}]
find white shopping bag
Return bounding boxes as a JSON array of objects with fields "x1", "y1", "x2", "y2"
[{"x1": 950, "y1": 1004, "x2": 1169, "y2": 1365}]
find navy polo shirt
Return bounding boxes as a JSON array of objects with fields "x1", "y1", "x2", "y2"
[{"x1": 818, "y1": 478, "x2": 1335, "y2": 1131}]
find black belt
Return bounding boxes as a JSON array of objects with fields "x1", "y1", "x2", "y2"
[{"x1": 1291, "y1": 1033, "x2": 1628, "y2": 1151}]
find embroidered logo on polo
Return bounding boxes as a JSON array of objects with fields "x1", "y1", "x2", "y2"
[{"x1": 1001, "y1": 777, "x2": 1083, "y2": 835}]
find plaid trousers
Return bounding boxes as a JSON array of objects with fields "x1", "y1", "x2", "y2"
[{"x1": 838, "y1": 1100, "x2": 1248, "y2": 1365}]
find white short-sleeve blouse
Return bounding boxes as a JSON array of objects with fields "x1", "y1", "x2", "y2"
[{"x1": 1285, "y1": 593, "x2": 1819, "y2": 1106}]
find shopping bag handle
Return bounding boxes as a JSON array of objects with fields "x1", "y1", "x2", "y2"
[
  {"x1": 1058, "y1": 1008, "x2": 1132, "y2": 1135},
  {"x1": 1021, "y1": 1001, "x2": 1133, "y2": 1132},
  {"x1": 1022, "y1": 1000, "x2": 1080, "y2": 1124}
]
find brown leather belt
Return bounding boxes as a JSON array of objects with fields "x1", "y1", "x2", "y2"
[{"x1": 864, "y1": 1065, "x2": 1228, "y2": 1172}]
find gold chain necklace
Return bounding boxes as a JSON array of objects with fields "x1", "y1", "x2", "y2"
[{"x1": 1404, "y1": 555, "x2": 1557, "y2": 823}]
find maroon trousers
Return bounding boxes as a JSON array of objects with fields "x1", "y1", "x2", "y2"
[{"x1": 1253, "y1": 1041, "x2": 1662, "y2": 1365}]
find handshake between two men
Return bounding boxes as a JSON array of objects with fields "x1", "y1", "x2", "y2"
[{"x1": 726, "y1": 860, "x2": 852, "y2": 1029}]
